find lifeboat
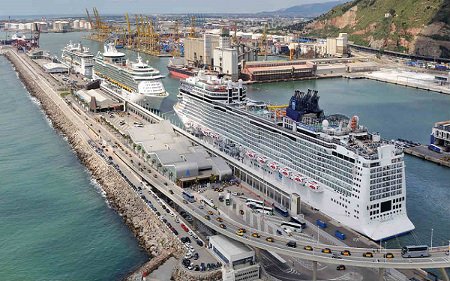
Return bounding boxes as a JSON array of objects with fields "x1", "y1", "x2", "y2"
[
  {"x1": 268, "y1": 162, "x2": 278, "y2": 170},
  {"x1": 308, "y1": 181, "x2": 323, "y2": 193},
  {"x1": 279, "y1": 167, "x2": 291, "y2": 177},
  {"x1": 246, "y1": 151, "x2": 256, "y2": 159},
  {"x1": 257, "y1": 156, "x2": 268, "y2": 164},
  {"x1": 292, "y1": 174, "x2": 304, "y2": 183}
]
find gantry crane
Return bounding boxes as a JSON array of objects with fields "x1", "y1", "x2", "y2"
[{"x1": 259, "y1": 23, "x2": 268, "y2": 60}]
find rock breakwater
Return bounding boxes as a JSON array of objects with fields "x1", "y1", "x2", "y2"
[{"x1": 4, "y1": 51, "x2": 183, "y2": 275}]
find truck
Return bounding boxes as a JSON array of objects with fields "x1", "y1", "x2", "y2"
[
  {"x1": 316, "y1": 219, "x2": 327, "y2": 229},
  {"x1": 428, "y1": 144, "x2": 442, "y2": 153},
  {"x1": 335, "y1": 230, "x2": 346, "y2": 240}
]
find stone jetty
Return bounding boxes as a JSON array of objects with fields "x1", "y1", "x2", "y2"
[{"x1": 4, "y1": 50, "x2": 184, "y2": 277}]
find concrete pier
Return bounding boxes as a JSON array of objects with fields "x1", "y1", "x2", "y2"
[{"x1": 404, "y1": 145, "x2": 450, "y2": 168}]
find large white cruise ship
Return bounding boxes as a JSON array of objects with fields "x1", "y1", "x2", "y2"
[
  {"x1": 174, "y1": 72, "x2": 415, "y2": 241},
  {"x1": 93, "y1": 43, "x2": 169, "y2": 111},
  {"x1": 61, "y1": 41, "x2": 94, "y2": 78}
]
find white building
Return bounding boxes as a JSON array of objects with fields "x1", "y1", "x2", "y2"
[
  {"x1": 209, "y1": 235, "x2": 260, "y2": 281},
  {"x1": 326, "y1": 33, "x2": 348, "y2": 57},
  {"x1": 43, "y1": 62, "x2": 69, "y2": 73},
  {"x1": 213, "y1": 29, "x2": 239, "y2": 80},
  {"x1": 73, "y1": 20, "x2": 80, "y2": 29},
  {"x1": 79, "y1": 19, "x2": 86, "y2": 29}
]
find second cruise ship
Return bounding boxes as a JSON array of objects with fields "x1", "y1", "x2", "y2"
[
  {"x1": 93, "y1": 43, "x2": 169, "y2": 111},
  {"x1": 174, "y1": 71, "x2": 415, "y2": 241},
  {"x1": 61, "y1": 41, "x2": 94, "y2": 78}
]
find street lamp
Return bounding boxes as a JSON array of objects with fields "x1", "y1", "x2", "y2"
[
  {"x1": 317, "y1": 225, "x2": 320, "y2": 245},
  {"x1": 431, "y1": 228, "x2": 434, "y2": 250}
]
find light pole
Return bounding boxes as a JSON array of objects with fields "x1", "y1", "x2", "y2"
[
  {"x1": 317, "y1": 225, "x2": 320, "y2": 245},
  {"x1": 431, "y1": 228, "x2": 434, "y2": 250}
]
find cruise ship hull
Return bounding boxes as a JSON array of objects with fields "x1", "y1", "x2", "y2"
[
  {"x1": 95, "y1": 75, "x2": 167, "y2": 111},
  {"x1": 174, "y1": 95, "x2": 415, "y2": 241}
]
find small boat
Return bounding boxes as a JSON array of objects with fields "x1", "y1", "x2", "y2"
[
  {"x1": 246, "y1": 151, "x2": 256, "y2": 159},
  {"x1": 307, "y1": 181, "x2": 323, "y2": 193},
  {"x1": 257, "y1": 156, "x2": 268, "y2": 164},
  {"x1": 279, "y1": 167, "x2": 291, "y2": 177},
  {"x1": 292, "y1": 174, "x2": 304, "y2": 183},
  {"x1": 268, "y1": 162, "x2": 278, "y2": 170}
]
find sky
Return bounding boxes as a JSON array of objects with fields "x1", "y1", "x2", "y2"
[{"x1": 0, "y1": 0, "x2": 333, "y2": 16}]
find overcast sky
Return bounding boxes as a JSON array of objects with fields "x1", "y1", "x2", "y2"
[{"x1": 1, "y1": 0, "x2": 332, "y2": 16}]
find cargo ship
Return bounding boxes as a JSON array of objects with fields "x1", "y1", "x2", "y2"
[
  {"x1": 167, "y1": 57, "x2": 196, "y2": 79},
  {"x1": 174, "y1": 71, "x2": 415, "y2": 241},
  {"x1": 93, "y1": 43, "x2": 169, "y2": 111}
]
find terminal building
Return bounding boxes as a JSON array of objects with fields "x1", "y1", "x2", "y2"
[
  {"x1": 208, "y1": 235, "x2": 260, "y2": 281},
  {"x1": 127, "y1": 120, "x2": 232, "y2": 185},
  {"x1": 74, "y1": 88, "x2": 123, "y2": 112},
  {"x1": 241, "y1": 60, "x2": 317, "y2": 82}
]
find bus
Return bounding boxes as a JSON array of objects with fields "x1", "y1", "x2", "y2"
[
  {"x1": 281, "y1": 222, "x2": 303, "y2": 233},
  {"x1": 246, "y1": 198, "x2": 264, "y2": 206},
  {"x1": 273, "y1": 203, "x2": 289, "y2": 217},
  {"x1": 401, "y1": 245, "x2": 430, "y2": 258},
  {"x1": 200, "y1": 195, "x2": 217, "y2": 209},
  {"x1": 290, "y1": 216, "x2": 307, "y2": 229},
  {"x1": 254, "y1": 205, "x2": 273, "y2": 215},
  {"x1": 182, "y1": 191, "x2": 195, "y2": 203},
  {"x1": 225, "y1": 193, "x2": 231, "y2": 206}
]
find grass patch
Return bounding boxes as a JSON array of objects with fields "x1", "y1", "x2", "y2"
[{"x1": 59, "y1": 91, "x2": 71, "y2": 98}]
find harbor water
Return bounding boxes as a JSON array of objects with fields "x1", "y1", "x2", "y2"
[
  {"x1": 40, "y1": 32, "x2": 450, "y2": 247},
  {"x1": 1, "y1": 31, "x2": 448, "y2": 281},
  {"x1": 0, "y1": 54, "x2": 148, "y2": 279}
]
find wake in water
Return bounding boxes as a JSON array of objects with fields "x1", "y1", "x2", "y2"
[
  {"x1": 90, "y1": 177, "x2": 112, "y2": 209},
  {"x1": 15, "y1": 68, "x2": 56, "y2": 129}
]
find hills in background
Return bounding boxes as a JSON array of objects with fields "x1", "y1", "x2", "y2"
[
  {"x1": 258, "y1": 0, "x2": 347, "y2": 17},
  {"x1": 303, "y1": 0, "x2": 450, "y2": 58}
]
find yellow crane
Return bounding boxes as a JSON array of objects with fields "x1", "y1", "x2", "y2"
[
  {"x1": 125, "y1": 13, "x2": 132, "y2": 47},
  {"x1": 259, "y1": 23, "x2": 268, "y2": 59},
  {"x1": 189, "y1": 16, "x2": 196, "y2": 38},
  {"x1": 135, "y1": 14, "x2": 141, "y2": 49}
]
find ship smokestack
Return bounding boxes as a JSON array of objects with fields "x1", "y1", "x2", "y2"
[
  {"x1": 238, "y1": 79, "x2": 243, "y2": 101},
  {"x1": 227, "y1": 80, "x2": 233, "y2": 104}
]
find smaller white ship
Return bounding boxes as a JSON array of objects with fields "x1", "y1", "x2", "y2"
[
  {"x1": 61, "y1": 41, "x2": 94, "y2": 78},
  {"x1": 93, "y1": 43, "x2": 169, "y2": 111}
]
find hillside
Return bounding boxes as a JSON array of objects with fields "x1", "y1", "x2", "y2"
[
  {"x1": 258, "y1": 0, "x2": 347, "y2": 17},
  {"x1": 304, "y1": 0, "x2": 450, "y2": 58}
]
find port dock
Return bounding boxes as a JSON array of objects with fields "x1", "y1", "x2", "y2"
[{"x1": 404, "y1": 145, "x2": 450, "y2": 168}]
